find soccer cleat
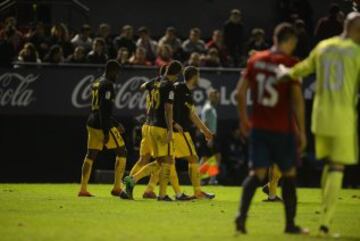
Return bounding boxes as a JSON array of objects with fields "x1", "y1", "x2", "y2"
[
  {"x1": 110, "y1": 189, "x2": 122, "y2": 197},
  {"x1": 78, "y1": 191, "x2": 94, "y2": 197},
  {"x1": 235, "y1": 216, "x2": 247, "y2": 234},
  {"x1": 175, "y1": 193, "x2": 193, "y2": 201},
  {"x1": 143, "y1": 191, "x2": 157, "y2": 199},
  {"x1": 318, "y1": 225, "x2": 340, "y2": 238},
  {"x1": 123, "y1": 176, "x2": 135, "y2": 200},
  {"x1": 262, "y1": 184, "x2": 270, "y2": 195},
  {"x1": 157, "y1": 195, "x2": 173, "y2": 202},
  {"x1": 262, "y1": 196, "x2": 282, "y2": 202},
  {"x1": 119, "y1": 190, "x2": 131, "y2": 200},
  {"x1": 285, "y1": 225, "x2": 309, "y2": 235},
  {"x1": 194, "y1": 191, "x2": 216, "y2": 200}
]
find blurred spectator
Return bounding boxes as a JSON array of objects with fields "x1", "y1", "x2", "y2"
[
  {"x1": 129, "y1": 47, "x2": 152, "y2": 66},
  {"x1": 18, "y1": 42, "x2": 41, "y2": 63},
  {"x1": 223, "y1": 126, "x2": 248, "y2": 184},
  {"x1": 50, "y1": 23, "x2": 73, "y2": 57},
  {"x1": 186, "y1": 52, "x2": 201, "y2": 67},
  {"x1": 155, "y1": 44, "x2": 173, "y2": 67},
  {"x1": 292, "y1": 0, "x2": 314, "y2": 33},
  {"x1": 113, "y1": 25, "x2": 136, "y2": 55},
  {"x1": 116, "y1": 47, "x2": 131, "y2": 66},
  {"x1": 0, "y1": 16, "x2": 24, "y2": 52},
  {"x1": 0, "y1": 25, "x2": 16, "y2": 68},
  {"x1": 27, "y1": 22, "x2": 49, "y2": 59},
  {"x1": 200, "y1": 89, "x2": 221, "y2": 185},
  {"x1": 97, "y1": 23, "x2": 115, "y2": 58},
  {"x1": 245, "y1": 28, "x2": 269, "y2": 56},
  {"x1": 206, "y1": 30, "x2": 230, "y2": 66},
  {"x1": 66, "y1": 46, "x2": 86, "y2": 63},
  {"x1": 158, "y1": 27, "x2": 182, "y2": 58},
  {"x1": 182, "y1": 28, "x2": 206, "y2": 57},
  {"x1": 136, "y1": 26, "x2": 158, "y2": 62},
  {"x1": 354, "y1": 0, "x2": 360, "y2": 12},
  {"x1": 71, "y1": 24, "x2": 93, "y2": 51},
  {"x1": 223, "y1": 9, "x2": 244, "y2": 66},
  {"x1": 314, "y1": 4, "x2": 343, "y2": 43},
  {"x1": 44, "y1": 45, "x2": 64, "y2": 64},
  {"x1": 294, "y1": 19, "x2": 311, "y2": 60},
  {"x1": 87, "y1": 38, "x2": 108, "y2": 64},
  {"x1": 201, "y1": 48, "x2": 221, "y2": 67}
]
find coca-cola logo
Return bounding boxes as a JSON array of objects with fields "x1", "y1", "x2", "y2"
[
  {"x1": 0, "y1": 73, "x2": 37, "y2": 107},
  {"x1": 71, "y1": 75, "x2": 149, "y2": 109}
]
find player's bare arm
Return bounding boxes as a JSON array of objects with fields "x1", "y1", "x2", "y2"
[
  {"x1": 189, "y1": 109, "x2": 213, "y2": 141},
  {"x1": 164, "y1": 102, "x2": 174, "y2": 144},
  {"x1": 99, "y1": 85, "x2": 113, "y2": 144}
]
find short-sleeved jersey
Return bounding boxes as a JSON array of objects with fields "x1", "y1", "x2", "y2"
[
  {"x1": 87, "y1": 76, "x2": 116, "y2": 134},
  {"x1": 243, "y1": 49, "x2": 299, "y2": 133},
  {"x1": 288, "y1": 37, "x2": 360, "y2": 136},
  {"x1": 174, "y1": 82, "x2": 194, "y2": 132},
  {"x1": 144, "y1": 76, "x2": 162, "y2": 124},
  {"x1": 148, "y1": 79, "x2": 175, "y2": 128}
]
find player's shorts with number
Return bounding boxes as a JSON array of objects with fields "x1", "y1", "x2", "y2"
[
  {"x1": 249, "y1": 129, "x2": 297, "y2": 171},
  {"x1": 148, "y1": 126, "x2": 174, "y2": 158},
  {"x1": 174, "y1": 132, "x2": 197, "y2": 158},
  {"x1": 87, "y1": 126, "x2": 125, "y2": 150},
  {"x1": 139, "y1": 124, "x2": 152, "y2": 156},
  {"x1": 315, "y1": 133, "x2": 359, "y2": 165}
]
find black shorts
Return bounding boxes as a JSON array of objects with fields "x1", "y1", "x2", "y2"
[
  {"x1": 249, "y1": 129, "x2": 297, "y2": 172},
  {"x1": 199, "y1": 135, "x2": 220, "y2": 157}
]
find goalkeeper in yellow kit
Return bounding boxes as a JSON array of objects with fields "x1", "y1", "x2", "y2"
[{"x1": 279, "y1": 12, "x2": 360, "y2": 237}]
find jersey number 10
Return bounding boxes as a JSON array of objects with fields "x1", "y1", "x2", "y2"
[{"x1": 256, "y1": 73, "x2": 279, "y2": 107}]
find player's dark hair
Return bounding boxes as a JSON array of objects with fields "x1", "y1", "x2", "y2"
[
  {"x1": 166, "y1": 60, "x2": 183, "y2": 76},
  {"x1": 159, "y1": 64, "x2": 167, "y2": 76},
  {"x1": 274, "y1": 23, "x2": 297, "y2": 44},
  {"x1": 184, "y1": 66, "x2": 199, "y2": 82},
  {"x1": 105, "y1": 60, "x2": 121, "y2": 74}
]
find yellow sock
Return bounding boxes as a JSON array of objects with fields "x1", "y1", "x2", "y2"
[
  {"x1": 321, "y1": 165, "x2": 329, "y2": 189},
  {"x1": 129, "y1": 160, "x2": 143, "y2": 176},
  {"x1": 170, "y1": 164, "x2": 181, "y2": 196},
  {"x1": 269, "y1": 165, "x2": 282, "y2": 198},
  {"x1": 80, "y1": 157, "x2": 93, "y2": 192},
  {"x1": 113, "y1": 157, "x2": 126, "y2": 190},
  {"x1": 159, "y1": 163, "x2": 171, "y2": 198},
  {"x1": 189, "y1": 163, "x2": 201, "y2": 194},
  {"x1": 321, "y1": 170, "x2": 343, "y2": 227},
  {"x1": 133, "y1": 161, "x2": 160, "y2": 183},
  {"x1": 145, "y1": 170, "x2": 160, "y2": 193}
]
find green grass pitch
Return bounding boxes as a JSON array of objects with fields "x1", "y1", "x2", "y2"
[{"x1": 0, "y1": 184, "x2": 359, "y2": 241}]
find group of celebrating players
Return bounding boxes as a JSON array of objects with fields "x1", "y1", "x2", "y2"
[
  {"x1": 77, "y1": 10, "x2": 360, "y2": 238},
  {"x1": 78, "y1": 58, "x2": 215, "y2": 201}
]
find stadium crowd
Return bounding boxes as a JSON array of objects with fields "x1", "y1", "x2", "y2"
[{"x1": 0, "y1": 2, "x2": 357, "y2": 68}]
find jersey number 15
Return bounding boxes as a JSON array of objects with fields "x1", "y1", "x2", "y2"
[{"x1": 256, "y1": 73, "x2": 279, "y2": 107}]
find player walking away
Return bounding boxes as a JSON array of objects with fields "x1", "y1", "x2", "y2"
[
  {"x1": 277, "y1": 12, "x2": 360, "y2": 237},
  {"x1": 235, "y1": 23, "x2": 308, "y2": 234},
  {"x1": 123, "y1": 61, "x2": 183, "y2": 201},
  {"x1": 199, "y1": 90, "x2": 221, "y2": 185},
  {"x1": 78, "y1": 60, "x2": 127, "y2": 198},
  {"x1": 128, "y1": 65, "x2": 167, "y2": 199},
  {"x1": 142, "y1": 66, "x2": 216, "y2": 199}
]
